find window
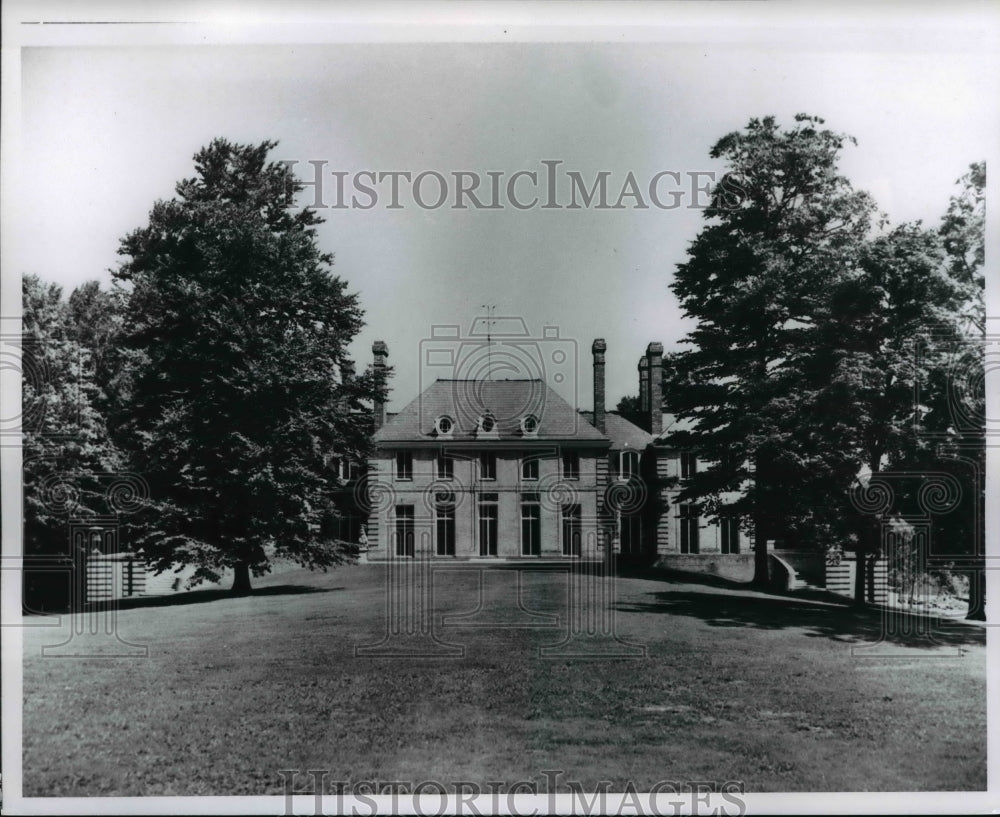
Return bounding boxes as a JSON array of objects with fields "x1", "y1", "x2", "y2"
[
  {"x1": 521, "y1": 499, "x2": 541, "y2": 557},
  {"x1": 394, "y1": 505, "x2": 415, "y2": 557},
  {"x1": 620, "y1": 450, "x2": 639, "y2": 479},
  {"x1": 328, "y1": 514, "x2": 361, "y2": 543},
  {"x1": 435, "y1": 415, "x2": 454, "y2": 436},
  {"x1": 478, "y1": 500, "x2": 498, "y2": 556},
  {"x1": 720, "y1": 515, "x2": 740, "y2": 554},
  {"x1": 521, "y1": 456, "x2": 539, "y2": 481},
  {"x1": 520, "y1": 414, "x2": 539, "y2": 436},
  {"x1": 679, "y1": 504, "x2": 699, "y2": 554},
  {"x1": 562, "y1": 503, "x2": 582, "y2": 557},
  {"x1": 479, "y1": 452, "x2": 497, "y2": 481},
  {"x1": 436, "y1": 499, "x2": 456, "y2": 556},
  {"x1": 396, "y1": 451, "x2": 413, "y2": 481},
  {"x1": 332, "y1": 457, "x2": 360, "y2": 482},
  {"x1": 620, "y1": 514, "x2": 642, "y2": 554},
  {"x1": 681, "y1": 452, "x2": 697, "y2": 480},
  {"x1": 437, "y1": 454, "x2": 454, "y2": 480},
  {"x1": 562, "y1": 452, "x2": 580, "y2": 480}
]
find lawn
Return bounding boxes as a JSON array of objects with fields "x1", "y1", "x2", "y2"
[{"x1": 21, "y1": 561, "x2": 986, "y2": 795}]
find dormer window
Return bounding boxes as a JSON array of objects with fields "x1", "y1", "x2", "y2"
[
  {"x1": 619, "y1": 450, "x2": 639, "y2": 480},
  {"x1": 476, "y1": 412, "x2": 499, "y2": 438},
  {"x1": 434, "y1": 415, "x2": 454, "y2": 438},
  {"x1": 520, "y1": 414, "x2": 539, "y2": 437}
]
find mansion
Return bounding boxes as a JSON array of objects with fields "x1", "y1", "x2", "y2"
[{"x1": 362, "y1": 338, "x2": 751, "y2": 561}]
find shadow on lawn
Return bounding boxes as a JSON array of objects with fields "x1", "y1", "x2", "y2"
[
  {"x1": 617, "y1": 576, "x2": 985, "y2": 650},
  {"x1": 618, "y1": 565, "x2": 750, "y2": 591},
  {"x1": 86, "y1": 584, "x2": 340, "y2": 612}
]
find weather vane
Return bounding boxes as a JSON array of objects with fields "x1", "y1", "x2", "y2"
[{"x1": 481, "y1": 304, "x2": 496, "y2": 381}]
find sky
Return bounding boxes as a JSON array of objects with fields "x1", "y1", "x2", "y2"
[{"x1": 6, "y1": 4, "x2": 1000, "y2": 413}]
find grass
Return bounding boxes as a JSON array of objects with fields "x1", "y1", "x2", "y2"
[{"x1": 21, "y1": 561, "x2": 986, "y2": 795}]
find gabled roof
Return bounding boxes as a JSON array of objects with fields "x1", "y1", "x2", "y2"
[
  {"x1": 578, "y1": 411, "x2": 653, "y2": 451},
  {"x1": 374, "y1": 379, "x2": 608, "y2": 444}
]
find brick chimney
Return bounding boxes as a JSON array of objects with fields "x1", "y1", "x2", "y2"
[
  {"x1": 646, "y1": 342, "x2": 663, "y2": 436},
  {"x1": 372, "y1": 340, "x2": 388, "y2": 430},
  {"x1": 591, "y1": 338, "x2": 607, "y2": 434},
  {"x1": 638, "y1": 355, "x2": 649, "y2": 419}
]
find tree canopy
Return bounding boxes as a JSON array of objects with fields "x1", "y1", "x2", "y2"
[
  {"x1": 112, "y1": 138, "x2": 386, "y2": 592},
  {"x1": 22, "y1": 275, "x2": 124, "y2": 559},
  {"x1": 664, "y1": 115, "x2": 983, "y2": 602},
  {"x1": 664, "y1": 114, "x2": 876, "y2": 584}
]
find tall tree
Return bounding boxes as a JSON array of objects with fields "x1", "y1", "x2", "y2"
[
  {"x1": 664, "y1": 114, "x2": 875, "y2": 585},
  {"x1": 924, "y1": 162, "x2": 986, "y2": 619},
  {"x1": 65, "y1": 280, "x2": 136, "y2": 441},
  {"x1": 939, "y1": 162, "x2": 985, "y2": 335},
  {"x1": 807, "y1": 224, "x2": 963, "y2": 604},
  {"x1": 113, "y1": 138, "x2": 386, "y2": 593},
  {"x1": 775, "y1": 162, "x2": 981, "y2": 607},
  {"x1": 22, "y1": 275, "x2": 123, "y2": 561}
]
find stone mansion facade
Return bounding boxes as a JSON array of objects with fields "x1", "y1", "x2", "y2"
[{"x1": 362, "y1": 339, "x2": 751, "y2": 561}]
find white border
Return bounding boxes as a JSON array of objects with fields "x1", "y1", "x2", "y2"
[{"x1": 2, "y1": 2, "x2": 998, "y2": 815}]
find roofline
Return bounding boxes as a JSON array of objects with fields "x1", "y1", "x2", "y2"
[{"x1": 374, "y1": 439, "x2": 613, "y2": 450}]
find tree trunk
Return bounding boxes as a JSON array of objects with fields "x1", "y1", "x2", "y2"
[
  {"x1": 855, "y1": 455, "x2": 883, "y2": 608},
  {"x1": 852, "y1": 545, "x2": 867, "y2": 607},
  {"x1": 853, "y1": 522, "x2": 872, "y2": 608},
  {"x1": 966, "y1": 569, "x2": 985, "y2": 621},
  {"x1": 232, "y1": 561, "x2": 252, "y2": 594}
]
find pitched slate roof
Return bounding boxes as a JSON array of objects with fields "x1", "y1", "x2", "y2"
[
  {"x1": 578, "y1": 411, "x2": 654, "y2": 451},
  {"x1": 374, "y1": 379, "x2": 608, "y2": 443},
  {"x1": 653, "y1": 412, "x2": 697, "y2": 446}
]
